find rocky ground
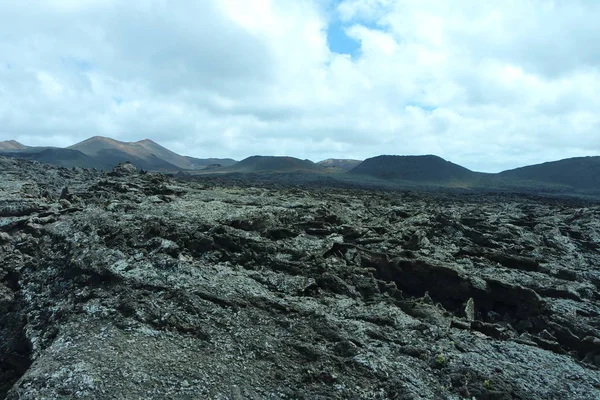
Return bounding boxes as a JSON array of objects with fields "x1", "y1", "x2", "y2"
[{"x1": 1, "y1": 156, "x2": 599, "y2": 399}]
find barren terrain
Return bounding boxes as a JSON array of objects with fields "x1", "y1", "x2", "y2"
[{"x1": 1, "y1": 157, "x2": 599, "y2": 399}]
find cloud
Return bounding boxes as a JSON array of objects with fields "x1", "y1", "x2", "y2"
[{"x1": 0, "y1": 0, "x2": 599, "y2": 172}]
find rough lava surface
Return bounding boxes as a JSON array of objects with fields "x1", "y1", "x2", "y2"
[{"x1": 1, "y1": 156, "x2": 599, "y2": 399}]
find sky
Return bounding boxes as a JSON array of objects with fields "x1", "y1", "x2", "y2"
[{"x1": 0, "y1": 0, "x2": 599, "y2": 172}]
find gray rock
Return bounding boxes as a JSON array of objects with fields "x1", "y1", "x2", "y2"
[
  {"x1": 0, "y1": 231, "x2": 11, "y2": 242},
  {"x1": 1, "y1": 156, "x2": 600, "y2": 400},
  {"x1": 109, "y1": 162, "x2": 137, "y2": 176},
  {"x1": 464, "y1": 297, "x2": 475, "y2": 322}
]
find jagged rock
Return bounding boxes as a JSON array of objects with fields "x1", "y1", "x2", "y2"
[
  {"x1": 332, "y1": 340, "x2": 359, "y2": 357},
  {"x1": 406, "y1": 229, "x2": 430, "y2": 250},
  {"x1": 450, "y1": 319, "x2": 471, "y2": 330},
  {"x1": 59, "y1": 186, "x2": 75, "y2": 202},
  {"x1": 316, "y1": 273, "x2": 358, "y2": 298},
  {"x1": 0, "y1": 232, "x2": 11, "y2": 243},
  {"x1": 108, "y1": 162, "x2": 136, "y2": 176},
  {"x1": 464, "y1": 297, "x2": 475, "y2": 321},
  {"x1": 1, "y1": 156, "x2": 600, "y2": 399}
]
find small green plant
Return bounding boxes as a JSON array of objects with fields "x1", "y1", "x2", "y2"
[
  {"x1": 434, "y1": 353, "x2": 449, "y2": 368},
  {"x1": 483, "y1": 379, "x2": 494, "y2": 390}
]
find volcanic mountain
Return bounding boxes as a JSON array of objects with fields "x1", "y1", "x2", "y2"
[
  {"x1": 63, "y1": 137, "x2": 182, "y2": 171},
  {"x1": 135, "y1": 139, "x2": 236, "y2": 168},
  {"x1": 67, "y1": 136, "x2": 237, "y2": 171},
  {"x1": 0, "y1": 142, "x2": 105, "y2": 169},
  {"x1": 1, "y1": 136, "x2": 599, "y2": 194},
  {"x1": 2, "y1": 148, "x2": 102, "y2": 168},
  {"x1": 0, "y1": 136, "x2": 231, "y2": 172},
  {"x1": 219, "y1": 156, "x2": 326, "y2": 173},
  {"x1": 68, "y1": 137, "x2": 234, "y2": 170},
  {"x1": 349, "y1": 155, "x2": 480, "y2": 185},
  {"x1": 497, "y1": 156, "x2": 600, "y2": 191},
  {"x1": 317, "y1": 158, "x2": 362, "y2": 172},
  {"x1": 0, "y1": 140, "x2": 27, "y2": 151}
]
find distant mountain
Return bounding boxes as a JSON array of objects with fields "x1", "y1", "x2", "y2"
[
  {"x1": 183, "y1": 156, "x2": 237, "y2": 168},
  {"x1": 1, "y1": 136, "x2": 598, "y2": 194},
  {"x1": 0, "y1": 148, "x2": 102, "y2": 168},
  {"x1": 0, "y1": 136, "x2": 231, "y2": 172},
  {"x1": 95, "y1": 149, "x2": 184, "y2": 171},
  {"x1": 69, "y1": 136, "x2": 135, "y2": 156},
  {"x1": 221, "y1": 156, "x2": 326, "y2": 173},
  {"x1": 68, "y1": 137, "x2": 186, "y2": 169},
  {"x1": 498, "y1": 156, "x2": 600, "y2": 191},
  {"x1": 346, "y1": 154, "x2": 600, "y2": 193},
  {"x1": 317, "y1": 158, "x2": 362, "y2": 172},
  {"x1": 68, "y1": 136, "x2": 236, "y2": 170},
  {"x1": 0, "y1": 140, "x2": 28, "y2": 151},
  {"x1": 0, "y1": 146, "x2": 181, "y2": 171},
  {"x1": 134, "y1": 139, "x2": 237, "y2": 169},
  {"x1": 349, "y1": 155, "x2": 479, "y2": 184}
]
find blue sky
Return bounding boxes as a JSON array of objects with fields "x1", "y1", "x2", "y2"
[{"x1": 327, "y1": 19, "x2": 361, "y2": 58}]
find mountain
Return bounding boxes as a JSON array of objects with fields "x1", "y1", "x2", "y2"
[
  {"x1": 68, "y1": 136, "x2": 237, "y2": 170},
  {"x1": 68, "y1": 137, "x2": 182, "y2": 168},
  {"x1": 184, "y1": 156, "x2": 237, "y2": 169},
  {"x1": 68, "y1": 136, "x2": 136, "y2": 157},
  {"x1": 1, "y1": 136, "x2": 598, "y2": 194},
  {"x1": 220, "y1": 156, "x2": 326, "y2": 173},
  {"x1": 0, "y1": 142, "x2": 91, "y2": 168},
  {"x1": 134, "y1": 139, "x2": 238, "y2": 169},
  {"x1": 347, "y1": 154, "x2": 600, "y2": 193},
  {"x1": 0, "y1": 148, "x2": 103, "y2": 168},
  {"x1": 349, "y1": 155, "x2": 480, "y2": 185},
  {"x1": 61, "y1": 137, "x2": 179, "y2": 171},
  {"x1": 0, "y1": 140, "x2": 28, "y2": 151},
  {"x1": 0, "y1": 136, "x2": 237, "y2": 172},
  {"x1": 0, "y1": 147, "x2": 179, "y2": 171},
  {"x1": 317, "y1": 158, "x2": 362, "y2": 172},
  {"x1": 498, "y1": 156, "x2": 600, "y2": 191}
]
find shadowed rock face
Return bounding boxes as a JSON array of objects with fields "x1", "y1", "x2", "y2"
[{"x1": 1, "y1": 155, "x2": 600, "y2": 399}]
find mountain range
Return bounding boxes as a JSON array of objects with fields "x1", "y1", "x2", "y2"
[
  {"x1": 0, "y1": 137, "x2": 236, "y2": 171},
  {"x1": 1, "y1": 136, "x2": 599, "y2": 194}
]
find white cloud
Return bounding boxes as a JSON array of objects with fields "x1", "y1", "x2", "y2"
[{"x1": 0, "y1": 0, "x2": 599, "y2": 172}]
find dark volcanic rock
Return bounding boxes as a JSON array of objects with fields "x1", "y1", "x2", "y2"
[
  {"x1": 1, "y1": 155, "x2": 599, "y2": 399},
  {"x1": 108, "y1": 161, "x2": 137, "y2": 176}
]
